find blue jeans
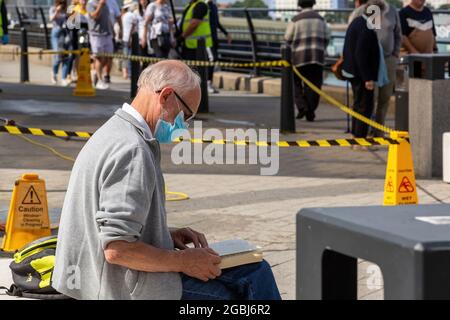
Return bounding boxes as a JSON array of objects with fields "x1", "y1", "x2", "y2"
[
  {"x1": 51, "y1": 27, "x2": 71, "y2": 79},
  {"x1": 123, "y1": 46, "x2": 132, "y2": 78},
  {"x1": 181, "y1": 260, "x2": 281, "y2": 300}
]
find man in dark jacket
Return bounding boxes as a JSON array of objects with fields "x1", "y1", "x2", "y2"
[{"x1": 343, "y1": 0, "x2": 384, "y2": 143}]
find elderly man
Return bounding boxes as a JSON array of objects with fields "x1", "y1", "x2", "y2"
[
  {"x1": 52, "y1": 60, "x2": 281, "y2": 300},
  {"x1": 284, "y1": 0, "x2": 330, "y2": 122}
]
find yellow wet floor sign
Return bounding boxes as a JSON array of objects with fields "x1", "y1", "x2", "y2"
[
  {"x1": 73, "y1": 47, "x2": 95, "y2": 97},
  {"x1": 2, "y1": 174, "x2": 51, "y2": 252},
  {"x1": 383, "y1": 131, "x2": 418, "y2": 205}
]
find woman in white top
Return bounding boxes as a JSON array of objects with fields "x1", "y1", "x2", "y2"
[
  {"x1": 142, "y1": 0, "x2": 174, "y2": 58},
  {"x1": 135, "y1": 0, "x2": 150, "y2": 57},
  {"x1": 121, "y1": 0, "x2": 138, "y2": 79}
]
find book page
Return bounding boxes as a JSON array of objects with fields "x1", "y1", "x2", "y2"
[{"x1": 209, "y1": 239, "x2": 258, "y2": 257}]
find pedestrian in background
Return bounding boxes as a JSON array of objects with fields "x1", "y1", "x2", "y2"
[
  {"x1": 103, "y1": 0, "x2": 122, "y2": 84},
  {"x1": 342, "y1": 0, "x2": 386, "y2": 149},
  {"x1": 349, "y1": 0, "x2": 401, "y2": 137},
  {"x1": 136, "y1": 0, "x2": 152, "y2": 67},
  {"x1": 284, "y1": 0, "x2": 330, "y2": 122},
  {"x1": 67, "y1": 0, "x2": 89, "y2": 81},
  {"x1": 177, "y1": 0, "x2": 212, "y2": 61},
  {"x1": 207, "y1": 0, "x2": 231, "y2": 94},
  {"x1": 0, "y1": 0, "x2": 7, "y2": 47},
  {"x1": 142, "y1": 0, "x2": 174, "y2": 59},
  {"x1": 121, "y1": 0, "x2": 137, "y2": 79},
  {"x1": 87, "y1": 0, "x2": 113, "y2": 90},
  {"x1": 399, "y1": 0, "x2": 437, "y2": 54},
  {"x1": 49, "y1": 0, "x2": 72, "y2": 86}
]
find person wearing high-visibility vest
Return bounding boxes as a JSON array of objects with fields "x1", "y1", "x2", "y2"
[
  {"x1": 177, "y1": 0, "x2": 212, "y2": 61},
  {"x1": 0, "y1": 0, "x2": 9, "y2": 93},
  {"x1": 0, "y1": 0, "x2": 7, "y2": 45}
]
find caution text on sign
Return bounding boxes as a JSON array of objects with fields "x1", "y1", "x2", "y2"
[{"x1": 14, "y1": 183, "x2": 49, "y2": 229}]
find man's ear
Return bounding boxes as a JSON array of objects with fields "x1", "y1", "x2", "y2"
[{"x1": 158, "y1": 87, "x2": 174, "y2": 106}]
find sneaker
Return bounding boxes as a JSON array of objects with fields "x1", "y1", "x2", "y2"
[
  {"x1": 60, "y1": 79, "x2": 70, "y2": 87},
  {"x1": 51, "y1": 73, "x2": 57, "y2": 85},
  {"x1": 207, "y1": 81, "x2": 219, "y2": 94},
  {"x1": 104, "y1": 75, "x2": 111, "y2": 84},
  {"x1": 95, "y1": 80, "x2": 109, "y2": 90}
]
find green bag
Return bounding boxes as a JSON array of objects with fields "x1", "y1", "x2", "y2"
[{"x1": 1, "y1": 236, "x2": 69, "y2": 299}]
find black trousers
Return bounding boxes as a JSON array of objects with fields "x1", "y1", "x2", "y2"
[
  {"x1": 350, "y1": 78, "x2": 374, "y2": 138},
  {"x1": 150, "y1": 39, "x2": 170, "y2": 59},
  {"x1": 293, "y1": 64, "x2": 323, "y2": 116},
  {"x1": 181, "y1": 46, "x2": 197, "y2": 61}
]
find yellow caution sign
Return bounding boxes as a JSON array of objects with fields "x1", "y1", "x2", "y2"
[
  {"x1": 383, "y1": 131, "x2": 418, "y2": 205},
  {"x1": 2, "y1": 174, "x2": 52, "y2": 252},
  {"x1": 73, "y1": 47, "x2": 95, "y2": 97}
]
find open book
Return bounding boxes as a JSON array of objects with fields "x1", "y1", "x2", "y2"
[{"x1": 209, "y1": 239, "x2": 263, "y2": 269}]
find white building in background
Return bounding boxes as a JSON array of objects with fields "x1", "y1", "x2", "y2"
[
  {"x1": 402, "y1": 0, "x2": 450, "y2": 8},
  {"x1": 273, "y1": 0, "x2": 348, "y2": 20}
]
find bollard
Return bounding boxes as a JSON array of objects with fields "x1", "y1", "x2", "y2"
[
  {"x1": 20, "y1": 28, "x2": 29, "y2": 83},
  {"x1": 195, "y1": 38, "x2": 209, "y2": 113},
  {"x1": 280, "y1": 45, "x2": 295, "y2": 133},
  {"x1": 130, "y1": 32, "x2": 140, "y2": 99},
  {"x1": 408, "y1": 54, "x2": 450, "y2": 177}
]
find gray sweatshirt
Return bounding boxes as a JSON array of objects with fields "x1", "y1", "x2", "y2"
[
  {"x1": 52, "y1": 109, "x2": 182, "y2": 300},
  {"x1": 349, "y1": 4, "x2": 401, "y2": 57}
]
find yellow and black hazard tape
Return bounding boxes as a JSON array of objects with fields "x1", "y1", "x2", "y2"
[
  {"x1": 0, "y1": 124, "x2": 92, "y2": 139},
  {"x1": 0, "y1": 125, "x2": 407, "y2": 147},
  {"x1": 0, "y1": 49, "x2": 81, "y2": 56},
  {"x1": 0, "y1": 49, "x2": 289, "y2": 68},
  {"x1": 96, "y1": 52, "x2": 290, "y2": 68},
  {"x1": 176, "y1": 137, "x2": 406, "y2": 147}
]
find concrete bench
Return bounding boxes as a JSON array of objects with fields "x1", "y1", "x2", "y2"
[{"x1": 297, "y1": 204, "x2": 450, "y2": 300}]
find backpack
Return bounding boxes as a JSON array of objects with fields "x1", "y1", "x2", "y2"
[{"x1": 0, "y1": 236, "x2": 70, "y2": 299}]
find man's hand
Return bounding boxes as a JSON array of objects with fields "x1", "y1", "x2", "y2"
[
  {"x1": 365, "y1": 80, "x2": 374, "y2": 91},
  {"x1": 171, "y1": 227, "x2": 209, "y2": 249},
  {"x1": 179, "y1": 248, "x2": 222, "y2": 282}
]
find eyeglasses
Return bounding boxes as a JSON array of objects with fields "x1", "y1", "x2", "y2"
[{"x1": 155, "y1": 89, "x2": 196, "y2": 122}]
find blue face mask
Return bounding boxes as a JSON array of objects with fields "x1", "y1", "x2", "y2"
[{"x1": 154, "y1": 111, "x2": 188, "y2": 144}]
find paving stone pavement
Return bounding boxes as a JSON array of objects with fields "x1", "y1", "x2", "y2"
[{"x1": 0, "y1": 169, "x2": 449, "y2": 300}]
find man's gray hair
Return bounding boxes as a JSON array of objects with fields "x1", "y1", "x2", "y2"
[{"x1": 137, "y1": 60, "x2": 201, "y2": 96}]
